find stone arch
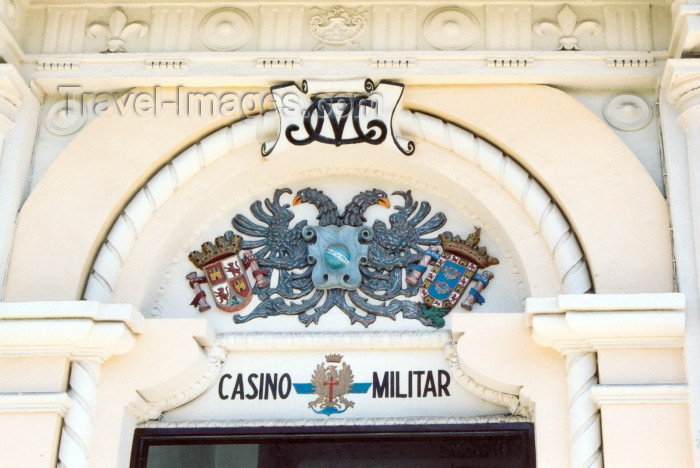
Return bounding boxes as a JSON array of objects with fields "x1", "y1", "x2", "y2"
[
  {"x1": 82, "y1": 110, "x2": 591, "y2": 306},
  {"x1": 4, "y1": 84, "x2": 672, "y2": 304}
]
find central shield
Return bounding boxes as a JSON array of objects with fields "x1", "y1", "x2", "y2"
[
  {"x1": 420, "y1": 253, "x2": 477, "y2": 309},
  {"x1": 303, "y1": 225, "x2": 372, "y2": 290}
]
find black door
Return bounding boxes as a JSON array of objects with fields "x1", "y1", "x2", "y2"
[{"x1": 131, "y1": 424, "x2": 535, "y2": 468}]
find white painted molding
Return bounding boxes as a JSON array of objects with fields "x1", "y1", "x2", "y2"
[
  {"x1": 128, "y1": 332, "x2": 449, "y2": 423},
  {"x1": 0, "y1": 301, "x2": 144, "y2": 359},
  {"x1": 0, "y1": 302, "x2": 144, "y2": 468},
  {"x1": 217, "y1": 331, "x2": 451, "y2": 351},
  {"x1": 127, "y1": 344, "x2": 225, "y2": 423},
  {"x1": 83, "y1": 109, "x2": 592, "y2": 303},
  {"x1": 527, "y1": 293, "x2": 686, "y2": 350},
  {"x1": 0, "y1": 392, "x2": 71, "y2": 416},
  {"x1": 444, "y1": 342, "x2": 531, "y2": 419},
  {"x1": 128, "y1": 331, "x2": 532, "y2": 423},
  {"x1": 19, "y1": 2, "x2": 668, "y2": 58},
  {"x1": 399, "y1": 111, "x2": 592, "y2": 294},
  {"x1": 525, "y1": 293, "x2": 686, "y2": 468},
  {"x1": 669, "y1": 4, "x2": 700, "y2": 58},
  {"x1": 139, "y1": 414, "x2": 530, "y2": 429},
  {"x1": 590, "y1": 384, "x2": 690, "y2": 406}
]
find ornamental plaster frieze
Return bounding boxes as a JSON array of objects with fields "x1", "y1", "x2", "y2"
[
  {"x1": 139, "y1": 414, "x2": 529, "y2": 429},
  {"x1": 21, "y1": 2, "x2": 668, "y2": 57},
  {"x1": 126, "y1": 331, "x2": 532, "y2": 424},
  {"x1": 444, "y1": 342, "x2": 531, "y2": 418}
]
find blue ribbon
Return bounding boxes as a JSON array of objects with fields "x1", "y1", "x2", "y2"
[
  {"x1": 469, "y1": 287, "x2": 485, "y2": 304},
  {"x1": 473, "y1": 273, "x2": 490, "y2": 285},
  {"x1": 426, "y1": 250, "x2": 441, "y2": 261}
]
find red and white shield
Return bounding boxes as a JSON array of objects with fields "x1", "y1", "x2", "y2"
[{"x1": 203, "y1": 255, "x2": 253, "y2": 312}]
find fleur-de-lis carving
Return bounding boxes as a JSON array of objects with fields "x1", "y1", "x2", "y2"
[
  {"x1": 86, "y1": 8, "x2": 149, "y2": 53},
  {"x1": 533, "y1": 5, "x2": 601, "y2": 51}
]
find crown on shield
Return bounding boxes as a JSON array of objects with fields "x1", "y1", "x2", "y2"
[
  {"x1": 325, "y1": 354, "x2": 343, "y2": 363},
  {"x1": 188, "y1": 233, "x2": 242, "y2": 268},
  {"x1": 439, "y1": 228, "x2": 500, "y2": 268}
]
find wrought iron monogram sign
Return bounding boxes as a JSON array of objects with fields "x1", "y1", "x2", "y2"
[
  {"x1": 187, "y1": 188, "x2": 498, "y2": 328},
  {"x1": 262, "y1": 79, "x2": 415, "y2": 156}
]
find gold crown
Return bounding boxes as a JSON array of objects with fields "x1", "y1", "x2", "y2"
[
  {"x1": 439, "y1": 228, "x2": 499, "y2": 268},
  {"x1": 325, "y1": 354, "x2": 343, "y2": 363},
  {"x1": 188, "y1": 233, "x2": 242, "y2": 268}
]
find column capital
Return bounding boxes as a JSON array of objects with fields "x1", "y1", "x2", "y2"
[
  {"x1": 0, "y1": 63, "x2": 28, "y2": 128},
  {"x1": 669, "y1": 3, "x2": 700, "y2": 58},
  {"x1": 527, "y1": 293, "x2": 686, "y2": 353}
]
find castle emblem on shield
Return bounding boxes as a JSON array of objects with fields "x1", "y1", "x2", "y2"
[
  {"x1": 308, "y1": 354, "x2": 355, "y2": 416},
  {"x1": 186, "y1": 233, "x2": 254, "y2": 313}
]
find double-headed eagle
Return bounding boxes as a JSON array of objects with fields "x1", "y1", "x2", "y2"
[{"x1": 230, "y1": 187, "x2": 446, "y2": 327}]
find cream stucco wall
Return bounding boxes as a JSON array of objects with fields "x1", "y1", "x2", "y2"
[{"x1": 5, "y1": 85, "x2": 672, "y2": 305}]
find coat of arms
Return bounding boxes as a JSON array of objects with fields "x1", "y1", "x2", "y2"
[
  {"x1": 308, "y1": 354, "x2": 355, "y2": 415},
  {"x1": 185, "y1": 187, "x2": 499, "y2": 328},
  {"x1": 419, "y1": 229, "x2": 499, "y2": 311},
  {"x1": 186, "y1": 234, "x2": 253, "y2": 312}
]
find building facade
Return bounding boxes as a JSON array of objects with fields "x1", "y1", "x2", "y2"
[{"x1": 0, "y1": 0, "x2": 697, "y2": 466}]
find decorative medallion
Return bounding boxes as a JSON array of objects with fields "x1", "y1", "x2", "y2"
[
  {"x1": 45, "y1": 99, "x2": 88, "y2": 136},
  {"x1": 603, "y1": 94, "x2": 652, "y2": 131},
  {"x1": 187, "y1": 234, "x2": 254, "y2": 312},
  {"x1": 263, "y1": 78, "x2": 414, "y2": 156},
  {"x1": 186, "y1": 188, "x2": 500, "y2": 328},
  {"x1": 199, "y1": 8, "x2": 253, "y2": 51},
  {"x1": 309, "y1": 6, "x2": 366, "y2": 48},
  {"x1": 423, "y1": 7, "x2": 479, "y2": 51}
]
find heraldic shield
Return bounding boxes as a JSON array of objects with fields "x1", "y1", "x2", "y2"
[
  {"x1": 308, "y1": 354, "x2": 355, "y2": 416},
  {"x1": 419, "y1": 229, "x2": 499, "y2": 310},
  {"x1": 187, "y1": 233, "x2": 253, "y2": 313}
]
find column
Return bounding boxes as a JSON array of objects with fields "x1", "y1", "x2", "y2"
[
  {"x1": 0, "y1": 63, "x2": 41, "y2": 299},
  {"x1": 0, "y1": 301, "x2": 143, "y2": 468},
  {"x1": 529, "y1": 293, "x2": 688, "y2": 467},
  {"x1": 662, "y1": 60, "x2": 700, "y2": 467}
]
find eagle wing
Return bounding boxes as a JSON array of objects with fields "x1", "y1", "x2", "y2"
[
  {"x1": 310, "y1": 363, "x2": 329, "y2": 397},
  {"x1": 336, "y1": 362, "x2": 355, "y2": 394}
]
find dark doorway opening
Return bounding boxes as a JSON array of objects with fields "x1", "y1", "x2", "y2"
[{"x1": 131, "y1": 423, "x2": 535, "y2": 468}]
